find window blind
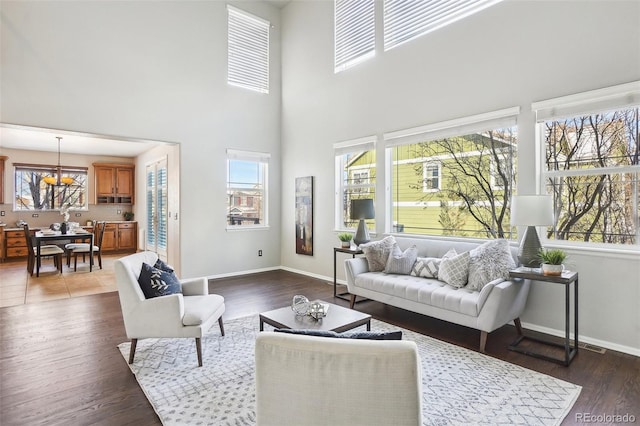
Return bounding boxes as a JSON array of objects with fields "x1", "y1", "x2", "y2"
[
  {"x1": 334, "y1": 0, "x2": 375, "y2": 73},
  {"x1": 227, "y1": 5, "x2": 270, "y2": 94},
  {"x1": 384, "y1": 0, "x2": 503, "y2": 51}
]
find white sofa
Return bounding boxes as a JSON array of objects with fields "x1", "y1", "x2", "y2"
[
  {"x1": 255, "y1": 332, "x2": 422, "y2": 426},
  {"x1": 345, "y1": 237, "x2": 529, "y2": 352}
]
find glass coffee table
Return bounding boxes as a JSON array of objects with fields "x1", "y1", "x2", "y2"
[{"x1": 259, "y1": 301, "x2": 371, "y2": 333}]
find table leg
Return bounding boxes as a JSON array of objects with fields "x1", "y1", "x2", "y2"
[
  {"x1": 36, "y1": 240, "x2": 41, "y2": 277},
  {"x1": 89, "y1": 234, "x2": 94, "y2": 272},
  {"x1": 565, "y1": 281, "x2": 570, "y2": 365},
  {"x1": 259, "y1": 318, "x2": 264, "y2": 332}
]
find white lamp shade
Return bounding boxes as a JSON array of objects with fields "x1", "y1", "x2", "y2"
[{"x1": 510, "y1": 195, "x2": 554, "y2": 226}]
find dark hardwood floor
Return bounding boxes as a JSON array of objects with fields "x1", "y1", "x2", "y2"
[{"x1": 1, "y1": 270, "x2": 638, "y2": 425}]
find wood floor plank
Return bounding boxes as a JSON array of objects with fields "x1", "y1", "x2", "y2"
[{"x1": 1, "y1": 269, "x2": 638, "y2": 425}]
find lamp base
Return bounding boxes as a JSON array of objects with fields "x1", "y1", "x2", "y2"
[
  {"x1": 518, "y1": 225, "x2": 542, "y2": 268},
  {"x1": 353, "y1": 219, "x2": 370, "y2": 246}
]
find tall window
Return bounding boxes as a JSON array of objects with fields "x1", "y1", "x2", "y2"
[
  {"x1": 334, "y1": 0, "x2": 375, "y2": 73},
  {"x1": 334, "y1": 136, "x2": 376, "y2": 230},
  {"x1": 384, "y1": 107, "x2": 518, "y2": 238},
  {"x1": 226, "y1": 149, "x2": 269, "y2": 229},
  {"x1": 14, "y1": 164, "x2": 88, "y2": 211},
  {"x1": 227, "y1": 5, "x2": 270, "y2": 94},
  {"x1": 384, "y1": 0, "x2": 503, "y2": 51},
  {"x1": 534, "y1": 82, "x2": 640, "y2": 246},
  {"x1": 146, "y1": 158, "x2": 168, "y2": 257}
]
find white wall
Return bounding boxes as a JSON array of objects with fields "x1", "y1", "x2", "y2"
[
  {"x1": 0, "y1": 0, "x2": 282, "y2": 277},
  {"x1": 279, "y1": 0, "x2": 640, "y2": 354}
]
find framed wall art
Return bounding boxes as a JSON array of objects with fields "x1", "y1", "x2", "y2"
[{"x1": 295, "y1": 176, "x2": 313, "y2": 255}]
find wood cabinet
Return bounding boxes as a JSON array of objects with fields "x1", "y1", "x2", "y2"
[
  {"x1": 93, "y1": 163, "x2": 135, "y2": 204},
  {"x1": 5, "y1": 229, "x2": 29, "y2": 258},
  {"x1": 102, "y1": 222, "x2": 137, "y2": 252}
]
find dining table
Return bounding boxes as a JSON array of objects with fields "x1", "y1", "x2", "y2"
[{"x1": 34, "y1": 229, "x2": 94, "y2": 277}]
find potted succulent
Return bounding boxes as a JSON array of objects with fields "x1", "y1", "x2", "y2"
[
  {"x1": 537, "y1": 248, "x2": 567, "y2": 276},
  {"x1": 123, "y1": 211, "x2": 135, "y2": 221},
  {"x1": 337, "y1": 232, "x2": 353, "y2": 248}
]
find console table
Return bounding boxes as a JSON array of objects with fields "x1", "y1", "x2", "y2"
[
  {"x1": 333, "y1": 247, "x2": 364, "y2": 303},
  {"x1": 508, "y1": 267, "x2": 579, "y2": 366}
]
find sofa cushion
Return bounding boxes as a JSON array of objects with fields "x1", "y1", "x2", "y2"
[
  {"x1": 274, "y1": 328, "x2": 403, "y2": 340},
  {"x1": 354, "y1": 273, "x2": 482, "y2": 316},
  {"x1": 360, "y1": 236, "x2": 397, "y2": 272},
  {"x1": 138, "y1": 262, "x2": 182, "y2": 299},
  {"x1": 183, "y1": 295, "x2": 224, "y2": 326},
  {"x1": 438, "y1": 251, "x2": 470, "y2": 288},
  {"x1": 384, "y1": 244, "x2": 418, "y2": 275},
  {"x1": 410, "y1": 248, "x2": 457, "y2": 278},
  {"x1": 467, "y1": 239, "x2": 516, "y2": 291}
]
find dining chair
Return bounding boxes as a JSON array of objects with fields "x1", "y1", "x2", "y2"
[
  {"x1": 66, "y1": 221, "x2": 105, "y2": 271},
  {"x1": 23, "y1": 224, "x2": 64, "y2": 276}
]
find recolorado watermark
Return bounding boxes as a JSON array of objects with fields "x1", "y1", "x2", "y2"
[{"x1": 576, "y1": 413, "x2": 636, "y2": 423}]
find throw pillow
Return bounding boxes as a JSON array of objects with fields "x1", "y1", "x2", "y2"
[
  {"x1": 138, "y1": 262, "x2": 182, "y2": 299},
  {"x1": 467, "y1": 239, "x2": 516, "y2": 291},
  {"x1": 410, "y1": 249, "x2": 457, "y2": 278},
  {"x1": 274, "y1": 328, "x2": 403, "y2": 340},
  {"x1": 438, "y1": 251, "x2": 470, "y2": 288},
  {"x1": 360, "y1": 236, "x2": 397, "y2": 272},
  {"x1": 154, "y1": 258, "x2": 174, "y2": 273},
  {"x1": 384, "y1": 244, "x2": 418, "y2": 275}
]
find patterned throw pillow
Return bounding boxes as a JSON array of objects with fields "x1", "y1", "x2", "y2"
[
  {"x1": 438, "y1": 251, "x2": 470, "y2": 288},
  {"x1": 467, "y1": 239, "x2": 516, "y2": 291},
  {"x1": 360, "y1": 236, "x2": 397, "y2": 272},
  {"x1": 384, "y1": 244, "x2": 418, "y2": 275},
  {"x1": 154, "y1": 258, "x2": 174, "y2": 273},
  {"x1": 138, "y1": 262, "x2": 182, "y2": 299},
  {"x1": 410, "y1": 248, "x2": 457, "y2": 278}
]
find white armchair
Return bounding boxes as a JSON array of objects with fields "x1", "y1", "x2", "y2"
[
  {"x1": 115, "y1": 251, "x2": 225, "y2": 367},
  {"x1": 255, "y1": 332, "x2": 423, "y2": 426}
]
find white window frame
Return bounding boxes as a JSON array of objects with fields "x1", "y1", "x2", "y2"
[
  {"x1": 334, "y1": 0, "x2": 375, "y2": 73},
  {"x1": 384, "y1": 107, "x2": 519, "y2": 236},
  {"x1": 422, "y1": 162, "x2": 441, "y2": 193},
  {"x1": 334, "y1": 135, "x2": 377, "y2": 231},
  {"x1": 383, "y1": 0, "x2": 503, "y2": 51},
  {"x1": 226, "y1": 149, "x2": 270, "y2": 230},
  {"x1": 533, "y1": 81, "x2": 640, "y2": 249},
  {"x1": 227, "y1": 5, "x2": 270, "y2": 94}
]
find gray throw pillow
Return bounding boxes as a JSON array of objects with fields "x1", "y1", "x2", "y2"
[
  {"x1": 438, "y1": 251, "x2": 470, "y2": 288},
  {"x1": 410, "y1": 248, "x2": 457, "y2": 278},
  {"x1": 274, "y1": 328, "x2": 402, "y2": 340},
  {"x1": 467, "y1": 239, "x2": 516, "y2": 291},
  {"x1": 385, "y1": 244, "x2": 418, "y2": 275},
  {"x1": 360, "y1": 236, "x2": 397, "y2": 272}
]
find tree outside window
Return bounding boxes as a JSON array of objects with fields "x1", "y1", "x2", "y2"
[{"x1": 14, "y1": 164, "x2": 88, "y2": 211}]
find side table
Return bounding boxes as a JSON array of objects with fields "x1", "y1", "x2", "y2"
[
  {"x1": 508, "y1": 267, "x2": 578, "y2": 366},
  {"x1": 333, "y1": 247, "x2": 364, "y2": 303}
]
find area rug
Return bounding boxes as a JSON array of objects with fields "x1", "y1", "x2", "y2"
[{"x1": 117, "y1": 314, "x2": 581, "y2": 425}]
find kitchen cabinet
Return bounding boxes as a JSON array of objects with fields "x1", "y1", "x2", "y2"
[
  {"x1": 93, "y1": 163, "x2": 135, "y2": 204},
  {"x1": 102, "y1": 222, "x2": 137, "y2": 253},
  {"x1": 5, "y1": 229, "x2": 29, "y2": 259}
]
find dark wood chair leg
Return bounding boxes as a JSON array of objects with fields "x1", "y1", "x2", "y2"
[
  {"x1": 479, "y1": 331, "x2": 488, "y2": 353},
  {"x1": 128, "y1": 338, "x2": 138, "y2": 364},
  {"x1": 195, "y1": 338, "x2": 203, "y2": 367},
  {"x1": 218, "y1": 317, "x2": 225, "y2": 336},
  {"x1": 97, "y1": 251, "x2": 102, "y2": 269},
  {"x1": 514, "y1": 317, "x2": 523, "y2": 335},
  {"x1": 349, "y1": 294, "x2": 356, "y2": 309}
]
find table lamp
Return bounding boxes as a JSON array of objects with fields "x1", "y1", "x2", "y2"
[
  {"x1": 351, "y1": 199, "x2": 374, "y2": 246},
  {"x1": 510, "y1": 195, "x2": 554, "y2": 268}
]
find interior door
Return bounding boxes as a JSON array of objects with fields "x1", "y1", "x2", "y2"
[{"x1": 146, "y1": 158, "x2": 168, "y2": 260}]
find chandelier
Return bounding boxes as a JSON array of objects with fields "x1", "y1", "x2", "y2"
[{"x1": 43, "y1": 136, "x2": 74, "y2": 186}]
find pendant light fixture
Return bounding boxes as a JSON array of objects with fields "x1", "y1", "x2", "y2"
[{"x1": 43, "y1": 136, "x2": 74, "y2": 186}]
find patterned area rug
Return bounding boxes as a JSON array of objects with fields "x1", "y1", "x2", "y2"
[{"x1": 117, "y1": 314, "x2": 581, "y2": 426}]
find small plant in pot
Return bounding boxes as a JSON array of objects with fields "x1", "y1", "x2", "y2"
[
  {"x1": 537, "y1": 248, "x2": 567, "y2": 276},
  {"x1": 123, "y1": 211, "x2": 134, "y2": 221},
  {"x1": 337, "y1": 232, "x2": 353, "y2": 248}
]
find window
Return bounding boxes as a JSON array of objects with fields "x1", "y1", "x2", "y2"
[
  {"x1": 384, "y1": 107, "x2": 518, "y2": 238},
  {"x1": 334, "y1": 136, "x2": 376, "y2": 230},
  {"x1": 383, "y1": 0, "x2": 503, "y2": 51},
  {"x1": 227, "y1": 5, "x2": 269, "y2": 94},
  {"x1": 226, "y1": 149, "x2": 269, "y2": 229},
  {"x1": 334, "y1": 0, "x2": 375, "y2": 73},
  {"x1": 534, "y1": 81, "x2": 640, "y2": 246},
  {"x1": 14, "y1": 163, "x2": 88, "y2": 211}
]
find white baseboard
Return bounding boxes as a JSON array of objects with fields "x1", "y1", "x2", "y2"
[
  {"x1": 206, "y1": 266, "x2": 280, "y2": 280},
  {"x1": 520, "y1": 321, "x2": 640, "y2": 357},
  {"x1": 279, "y1": 265, "x2": 333, "y2": 284}
]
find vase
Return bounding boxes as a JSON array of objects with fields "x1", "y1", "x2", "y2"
[
  {"x1": 61, "y1": 222, "x2": 68, "y2": 234},
  {"x1": 341, "y1": 241, "x2": 351, "y2": 248},
  {"x1": 541, "y1": 263, "x2": 563, "y2": 276}
]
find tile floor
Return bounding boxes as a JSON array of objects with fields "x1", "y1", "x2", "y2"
[{"x1": 0, "y1": 253, "x2": 119, "y2": 307}]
